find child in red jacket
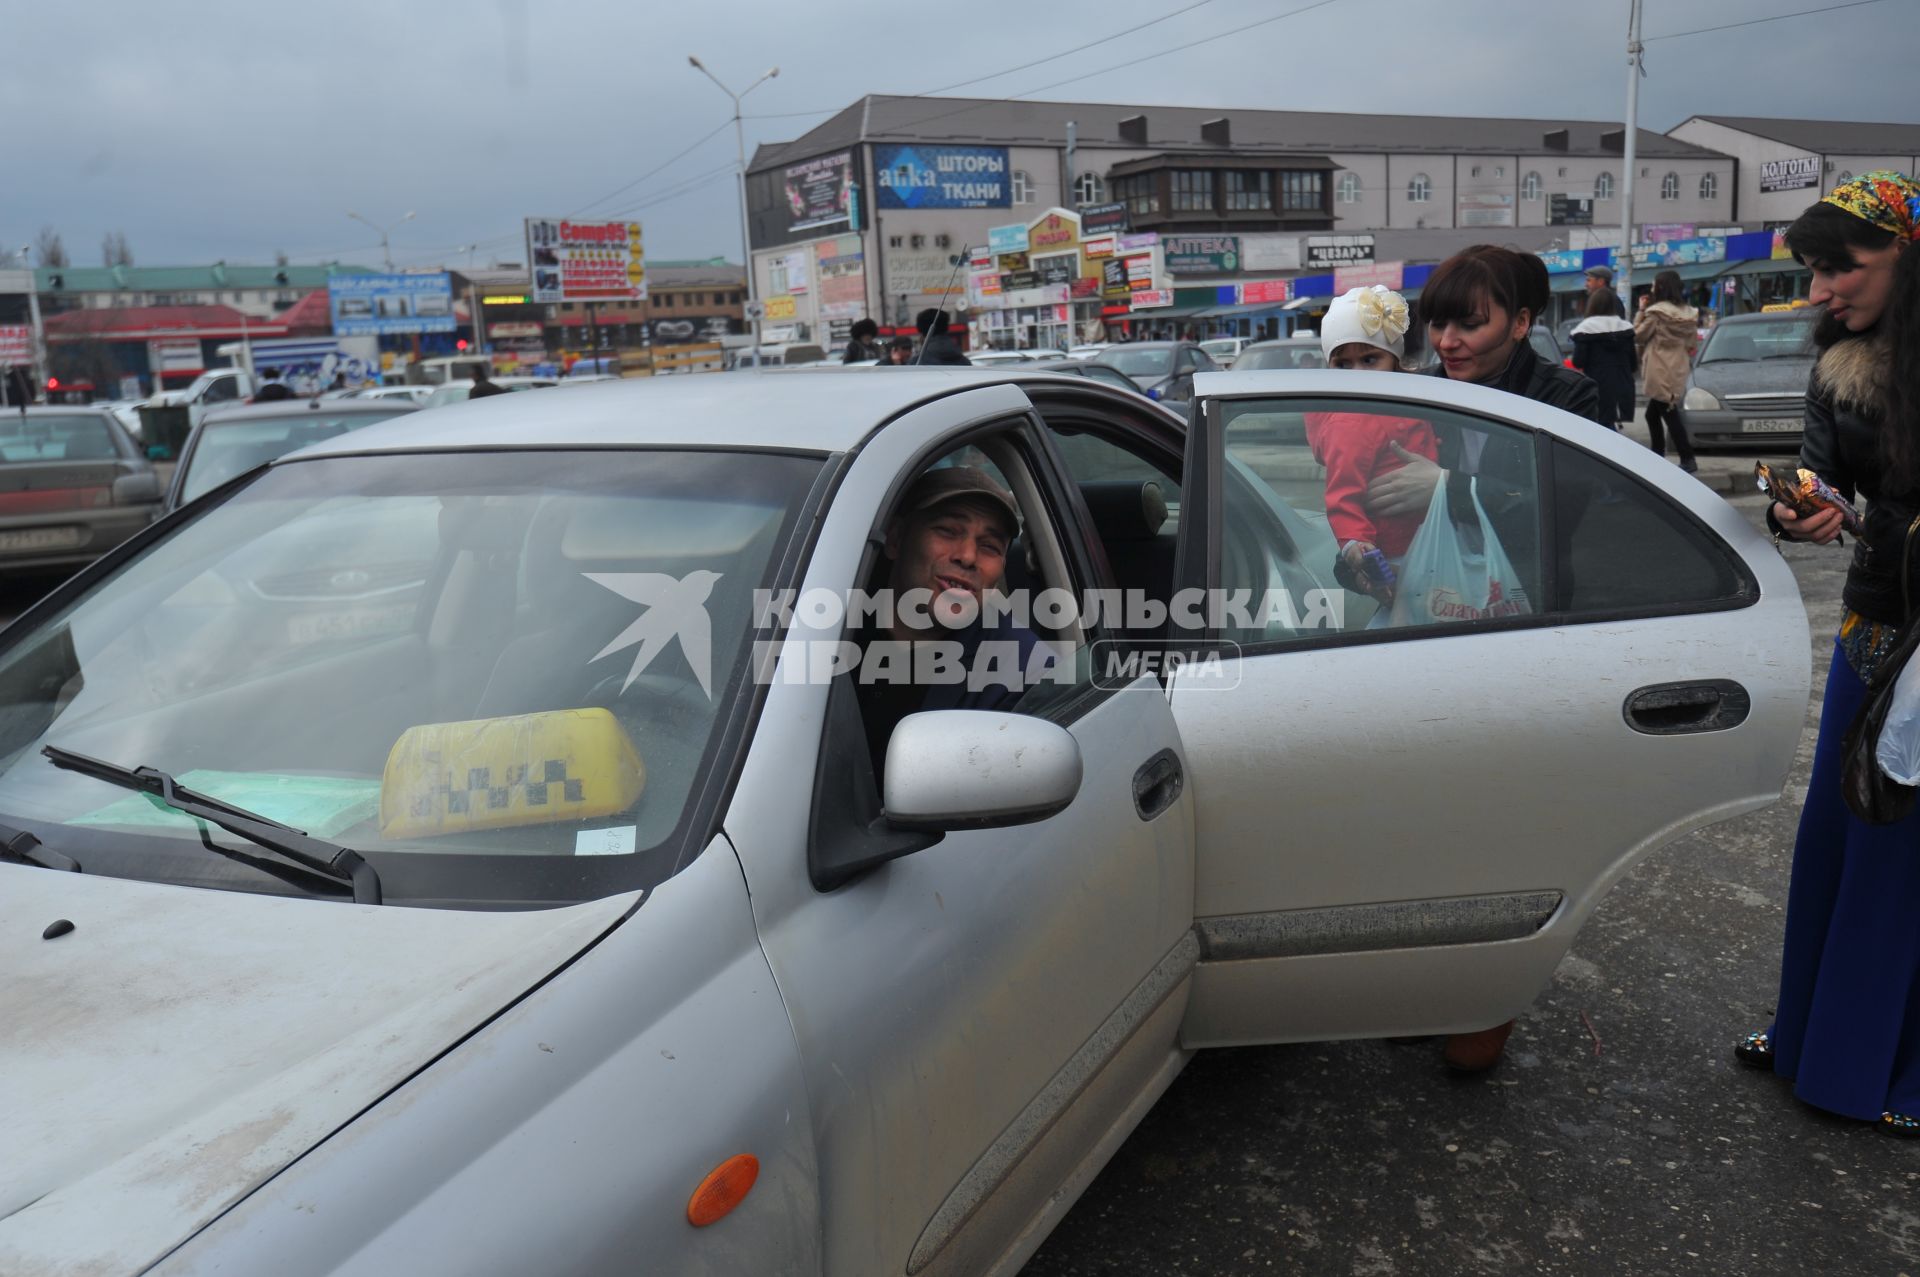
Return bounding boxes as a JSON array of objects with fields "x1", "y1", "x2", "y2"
[{"x1": 1303, "y1": 286, "x2": 1436, "y2": 605}]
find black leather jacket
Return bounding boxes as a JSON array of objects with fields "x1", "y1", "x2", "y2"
[{"x1": 1784, "y1": 331, "x2": 1920, "y2": 625}]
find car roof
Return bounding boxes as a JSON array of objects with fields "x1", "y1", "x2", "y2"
[
  {"x1": 1717, "y1": 311, "x2": 1807, "y2": 326},
  {"x1": 293, "y1": 368, "x2": 1146, "y2": 458},
  {"x1": 1101, "y1": 341, "x2": 1190, "y2": 351},
  {"x1": 10, "y1": 405, "x2": 115, "y2": 417}
]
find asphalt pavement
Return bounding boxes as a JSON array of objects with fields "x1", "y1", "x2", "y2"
[{"x1": 1025, "y1": 431, "x2": 1920, "y2": 1276}]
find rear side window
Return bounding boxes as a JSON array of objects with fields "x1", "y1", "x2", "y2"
[{"x1": 1550, "y1": 441, "x2": 1747, "y2": 613}]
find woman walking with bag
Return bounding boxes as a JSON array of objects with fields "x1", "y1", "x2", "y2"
[
  {"x1": 1634, "y1": 270, "x2": 1700, "y2": 472},
  {"x1": 1738, "y1": 172, "x2": 1920, "y2": 1137}
]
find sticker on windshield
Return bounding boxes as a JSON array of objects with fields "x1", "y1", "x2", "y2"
[{"x1": 575, "y1": 825, "x2": 637, "y2": 856}]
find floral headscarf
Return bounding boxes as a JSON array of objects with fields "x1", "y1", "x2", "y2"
[{"x1": 1821, "y1": 170, "x2": 1920, "y2": 241}]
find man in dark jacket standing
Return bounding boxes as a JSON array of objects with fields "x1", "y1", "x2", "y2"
[
  {"x1": 1584, "y1": 265, "x2": 1627, "y2": 318},
  {"x1": 842, "y1": 319, "x2": 884, "y2": 364},
  {"x1": 914, "y1": 309, "x2": 971, "y2": 365}
]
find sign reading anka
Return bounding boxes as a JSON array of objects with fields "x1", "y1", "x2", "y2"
[
  {"x1": 875, "y1": 145, "x2": 1010, "y2": 210},
  {"x1": 328, "y1": 273, "x2": 457, "y2": 336},
  {"x1": 525, "y1": 218, "x2": 646, "y2": 305}
]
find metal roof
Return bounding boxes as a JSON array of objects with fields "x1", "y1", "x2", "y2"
[
  {"x1": 1680, "y1": 115, "x2": 1920, "y2": 156},
  {"x1": 33, "y1": 263, "x2": 375, "y2": 292},
  {"x1": 749, "y1": 94, "x2": 1724, "y2": 174}
]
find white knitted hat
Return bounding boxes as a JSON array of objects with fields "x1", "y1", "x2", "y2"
[{"x1": 1319, "y1": 285, "x2": 1412, "y2": 360}]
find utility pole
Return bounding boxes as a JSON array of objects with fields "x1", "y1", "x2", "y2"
[
  {"x1": 1065, "y1": 120, "x2": 1077, "y2": 207},
  {"x1": 1618, "y1": 0, "x2": 1644, "y2": 302},
  {"x1": 690, "y1": 56, "x2": 778, "y2": 364},
  {"x1": 346, "y1": 210, "x2": 415, "y2": 274},
  {"x1": 22, "y1": 246, "x2": 47, "y2": 398}
]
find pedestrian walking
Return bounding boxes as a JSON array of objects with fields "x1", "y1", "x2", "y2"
[
  {"x1": 1570, "y1": 285, "x2": 1637, "y2": 429},
  {"x1": 467, "y1": 363, "x2": 507, "y2": 399},
  {"x1": 1634, "y1": 272, "x2": 1701, "y2": 472},
  {"x1": 914, "y1": 309, "x2": 971, "y2": 366},
  {"x1": 1584, "y1": 264, "x2": 1627, "y2": 318},
  {"x1": 1738, "y1": 171, "x2": 1920, "y2": 1138},
  {"x1": 842, "y1": 319, "x2": 884, "y2": 364},
  {"x1": 252, "y1": 367, "x2": 292, "y2": 403}
]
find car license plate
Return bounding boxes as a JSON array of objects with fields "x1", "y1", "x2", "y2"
[
  {"x1": 0, "y1": 525, "x2": 83, "y2": 552},
  {"x1": 1741, "y1": 418, "x2": 1801, "y2": 434}
]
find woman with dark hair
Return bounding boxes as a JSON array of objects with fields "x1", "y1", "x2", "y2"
[
  {"x1": 1634, "y1": 270, "x2": 1700, "y2": 471},
  {"x1": 1570, "y1": 284, "x2": 1636, "y2": 430},
  {"x1": 1737, "y1": 172, "x2": 1920, "y2": 1137}
]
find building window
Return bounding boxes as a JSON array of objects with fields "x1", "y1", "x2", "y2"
[
  {"x1": 1336, "y1": 171, "x2": 1360, "y2": 204},
  {"x1": 1171, "y1": 169, "x2": 1213, "y2": 212},
  {"x1": 1113, "y1": 172, "x2": 1157, "y2": 216},
  {"x1": 1494, "y1": 165, "x2": 1505, "y2": 178},
  {"x1": 1012, "y1": 170, "x2": 1035, "y2": 205},
  {"x1": 1522, "y1": 171, "x2": 1543, "y2": 201},
  {"x1": 1595, "y1": 171, "x2": 1615, "y2": 200},
  {"x1": 1557, "y1": 166, "x2": 1568, "y2": 178},
  {"x1": 1699, "y1": 172, "x2": 1718, "y2": 200},
  {"x1": 888, "y1": 235, "x2": 903, "y2": 248},
  {"x1": 1279, "y1": 170, "x2": 1322, "y2": 212},
  {"x1": 1227, "y1": 170, "x2": 1273, "y2": 211},
  {"x1": 1660, "y1": 171, "x2": 1679, "y2": 200},
  {"x1": 1407, "y1": 173, "x2": 1432, "y2": 203},
  {"x1": 1470, "y1": 165, "x2": 1482, "y2": 178},
  {"x1": 1074, "y1": 171, "x2": 1106, "y2": 206}
]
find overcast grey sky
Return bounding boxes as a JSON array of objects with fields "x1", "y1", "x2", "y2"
[{"x1": 4, "y1": 0, "x2": 1916, "y2": 271}]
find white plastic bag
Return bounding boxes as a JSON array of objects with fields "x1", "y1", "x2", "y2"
[
  {"x1": 1388, "y1": 477, "x2": 1532, "y2": 627},
  {"x1": 1876, "y1": 650, "x2": 1920, "y2": 786}
]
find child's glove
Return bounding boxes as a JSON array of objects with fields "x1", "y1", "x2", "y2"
[{"x1": 1335, "y1": 540, "x2": 1397, "y2": 605}]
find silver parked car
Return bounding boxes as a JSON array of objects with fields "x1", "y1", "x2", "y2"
[
  {"x1": 1229, "y1": 335, "x2": 1327, "y2": 371},
  {"x1": 0, "y1": 405, "x2": 160, "y2": 572},
  {"x1": 0, "y1": 369, "x2": 1805, "y2": 1275},
  {"x1": 165, "y1": 399, "x2": 421, "y2": 511},
  {"x1": 1677, "y1": 311, "x2": 1818, "y2": 450}
]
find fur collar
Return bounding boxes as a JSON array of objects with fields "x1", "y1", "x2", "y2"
[{"x1": 1816, "y1": 327, "x2": 1892, "y2": 410}]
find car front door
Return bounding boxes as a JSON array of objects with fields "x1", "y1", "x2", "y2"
[
  {"x1": 1166, "y1": 369, "x2": 1808, "y2": 1046},
  {"x1": 723, "y1": 385, "x2": 1196, "y2": 1277}
]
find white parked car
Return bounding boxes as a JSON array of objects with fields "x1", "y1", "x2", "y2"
[
  {"x1": 421, "y1": 376, "x2": 558, "y2": 409},
  {"x1": 1200, "y1": 336, "x2": 1252, "y2": 363}
]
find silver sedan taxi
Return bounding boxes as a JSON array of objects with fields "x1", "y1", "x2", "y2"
[{"x1": 1, "y1": 368, "x2": 1806, "y2": 1276}]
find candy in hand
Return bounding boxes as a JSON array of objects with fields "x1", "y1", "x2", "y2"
[{"x1": 1755, "y1": 462, "x2": 1864, "y2": 535}]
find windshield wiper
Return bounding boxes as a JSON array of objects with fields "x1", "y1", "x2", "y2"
[
  {"x1": 42, "y1": 746, "x2": 381, "y2": 904},
  {"x1": 0, "y1": 824, "x2": 81, "y2": 873}
]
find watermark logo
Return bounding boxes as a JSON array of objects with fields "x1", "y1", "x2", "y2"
[{"x1": 585, "y1": 570, "x2": 721, "y2": 696}]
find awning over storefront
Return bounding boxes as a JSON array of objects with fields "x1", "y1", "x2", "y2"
[
  {"x1": 1718, "y1": 257, "x2": 1807, "y2": 278},
  {"x1": 1192, "y1": 300, "x2": 1294, "y2": 319}
]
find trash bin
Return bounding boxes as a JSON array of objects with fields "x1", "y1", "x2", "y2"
[{"x1": 137, "y1": 404, "x2": 193, "y2": 460}]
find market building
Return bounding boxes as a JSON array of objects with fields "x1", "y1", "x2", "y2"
[{"x1": 743, "y1": 95, "x2": 1739, "y2": 349}]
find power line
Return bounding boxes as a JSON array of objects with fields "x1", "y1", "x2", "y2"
[
  {"x1": 568, "y1": 117, "x2": 735, "y2": 217},
  {"x1": 1644, "y1": 0, "x2": 1891, "y2": 41},
  {"x1": 1011, "y1": 0, "x2": 1343, "y2": 98}
]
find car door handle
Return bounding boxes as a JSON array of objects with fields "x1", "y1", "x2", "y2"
[
  {"x1": 1623, "y1": 679, "x2": 1751, "y2": 735},
  {"x1": 1133, "y1": 749, "x2": 1184, "y2": 821}
]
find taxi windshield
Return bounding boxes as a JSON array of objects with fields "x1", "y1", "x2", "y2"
[{"x1": 0, "y1": 449, "x2": 818, "y2": 908}]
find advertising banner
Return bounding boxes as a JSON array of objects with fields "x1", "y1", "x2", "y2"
[
  {"x1": 1101, "y1": 259, "x2": 1131, "y2": 300},
  {"x1": 1239, "y1": 234, "x2": 1301, "y2": 272},
  {"x1": 1548, "y1": 195, "x2": 1594, "y2": 227},
  {"x1": 970, "y1": 270, "x2": 1002, "y2": 302},
  {"x1": 1002, "y1": 270, "x2": 1041, "y2": 292},
  {"x1": 884, "y1": 251, "x2": 967, "y2": 297},
  {"x1": 525, "y1": 219, "x2": 646, "y2": 304},
  {"x1": 1116, "y1": 232, "x2": 1159, "y2": 253},
  {"x1": 147, "y1": 338, "x2": 203, "y2": 376},
  {"x1": 1131, "y1": 289, "x2": 1174, "y2": 309},
  {"x1": 1081, "y1": 234, "x2": 1116, "y2": 259},
  {"x1": 814, "y1": 235, "x2": 867, "y2": 319},
  {"x1": 772, "y1": 250, "x2": 810, "y2": 295},
  {"x1": 988, "y1": 223, "x2": 1029, "y2": 256},
  {"x1": 763, "y1": 295, "x2": 798, "y2": 322},
  {"x1": 1457, "y1": 193, "x2": 1516, "y2": 229},
  {"x1": 1079, "y1": 202, "x2": 1128, "y2": 234},
  {"x1": 1069, "y1": 276, "x2": 1100, "y2": 298},
  {"x1": 328, "y1": 272, "x2": 458, "y2": 335},
  {"x1": 996, "y1": 252, "x2": 1030, "y2": 272},
  {"x1": 875, "y1": 144, "x2": 1010, "y2": 209},
  {"x1": 1538, "y1": 249, "x2": 1587, "y2": 274},
  {"x1": 1642, "y1": 223, "x2": 1697, "y2": 242},
  {"x1": 1164, "y1": 235, "x2": 1240, "y2": 274},
  {"x1": 784, "y1": 152, "x2": 854, "y2": 233},
  {"x1": 1304, "y1": 235, "x2": 1374, "y2": 268},
  {"x1": 1125, "y1": 254, "x2": 1155, "y2": 290},
  {"x1": 1034, "y1": 256, "x2": 1077, "y2": 286},
  {"x1": 1760, "y1": 156, "x2": 1820, "y2": 193},
  {"x1": 0, "y1": 325, "x2": 30, "y2": 367},
  {"x1": 1028, "y1": 211, "x2": 1080, "y2": 253},
  {"x1": 1622, "y1": 236, "x2": 1726, "y2": 268},
  {"x1": 1334, "y1": 261, "x2": 1404, "y2": 291},
  {"x1": 488, "y1": 322, "x2": 543, "y2": 339},
  {"x1": 1241, "y1": 279, "x2": 1291, "y2": 305}
]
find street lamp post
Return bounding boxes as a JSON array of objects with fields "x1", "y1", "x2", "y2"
[
  {"x1": 346, "y1": 210, "x2": 416, "y2": 273},
  {"x1": 689, "y1": 56, "x2": 778, "y2": 364}
]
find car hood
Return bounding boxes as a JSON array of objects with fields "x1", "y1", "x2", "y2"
[
  {"x1": 0, "y1": 865, "x2": 636, "y2": 1275},
  {"x1": 1690, "y1": 356, "x2": 1815, "y2": 396}
]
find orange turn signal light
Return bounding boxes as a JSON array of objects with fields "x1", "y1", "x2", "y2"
[{"x1": 687, "y1": 1153, "x2": 760, "y2": 1227}]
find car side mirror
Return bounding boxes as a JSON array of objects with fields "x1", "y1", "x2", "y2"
[
  {"x1": 112, "y1": 472, "x2": 161, "y2": 504},
  {"x1": 882, "y1": 711, "x2": 1082, "y2": 830}
]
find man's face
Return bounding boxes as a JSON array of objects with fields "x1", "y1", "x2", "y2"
[
  {"x1": 1585, "y1": 275, "x2": 1603, "y2": 293},
  {"x1": 885, "y1": 498, "x2": 1012, "y2": 627}
]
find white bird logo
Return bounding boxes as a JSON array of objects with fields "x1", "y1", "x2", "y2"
[{"x1": 584, "y1": 570, "x2": 723, "y2": 698}]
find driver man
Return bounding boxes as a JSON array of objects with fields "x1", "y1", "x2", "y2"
[{"x1": 856, "y1": 466, "x2": 1055, "y2": 764}]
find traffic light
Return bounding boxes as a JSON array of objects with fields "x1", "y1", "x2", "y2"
[
  {"x1": 46, "y1": 376, "x2": 59, "y2": 392},
  {"x1": 456, "y1": 339, "x2": 469, "y2": 351}
]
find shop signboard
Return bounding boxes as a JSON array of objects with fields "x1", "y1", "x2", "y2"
[
  {"x1": 763, "y1": 295, "x2": 798, "y2": 321},
  {"x1": 1081, "y1": 234, "x2": 1116, "y2": 259},
  {"x1": 1699, "y1": 225, "x2": 1744, "y2": 238},
  {"x1": 1239, "y1": 234, "x2": 1301, "y2": 272},
  {"x1": 1069, "y1": 276, "x2": 1100, "y2": 298},
  {"x1": 1642, "y1": 223, "x2": 1697, "y2": 242},
  {"x1": 1760, "y1": 156, "x2": 1820, "y2": 193},
  {"x1": 1304, "y1": 234, "x2": 1374, "y2": 268},
  {"x1": 1028, "y1": 211, "x2": 1081, "y2": 253},
  {"x1": 1548, "y1": 195, "x2": 1594, "y2": 227},
  {"x1": 0, "y1": 326, "x2": 30, "y2": 367},
  {"x1": 772, "y1": 250, "x2": 810, "y2": 295},
  {"x1": 1116, "y1": 232, "x2": 1158, "y2": 253},
  {"x1": 488, "y1": 322, "x2": 543, "y2": 339},
  {"x1": 970, "y1": 270, "x2": 1002, "y2": 301},
  {"x1": 1622, "y1": 236, "x2": 1725, "y2": 268},
  {"x1": 524, "y1": 219, "x2": 645, "y2": 304},
  {"x1": 1001, "y1": 270, "x2": 1041, "y2": 292},
  {"x1": 1537, "y1": 249, "x2": 1586, "y2": 274},
  {"x1": 1241, "y1": 279, "x2": 1290, "y2": 305},
  {"x1": 1131, "y1": 289, "x2": 1174, "y2": 309},
  {"x1": 875, "y1": 144, "x2": 1011, "y2": 209},
  {"x1": 783, "y1": 152, "x2": 854, "y2": 232},
  {"x1": 1101, "y1": 259, "x2": 1131, "y2": 300},
  {"x1": 814, "y1": 235, "x2": 867, "y2": 319},
  {"x1": 1126, "y1": 255, "x2": 1155, "y2": 291},
  {"x1": 885, "y1": 251, "x2": 968, "y2": 297},
  {"x1": 329, "y1": 271, "x2": 459, "y2": 335},
  {"x1": 1334, "y1": 261, "x2": 1404, "y2": 291},
  {"x1": 1034, "y1": 256, "x2": 1076, "y2": 286},
  {"x1": 1164, "y1": 234, "x2": 1239, "y2": 274},
  {"x1": 147, "y1": 338, "x2": 204, "y2": 376},
  {"x1": 1457, "y1": 193, "x2": 1516, "y2": 229},
  {"x1": 996, "y1": 251, "x2": 1030, "y2": 272},
  {"x1": 1079, "y1": 202, "x2": 1128, "y2": 234},
  {"x1": 988, "y1": 223, "x2": 1029, "y2": 256}
]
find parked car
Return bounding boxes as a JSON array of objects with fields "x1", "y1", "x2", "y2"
[
  {"x1": 0, "y1": 368, "x2": 1805, "y2": 1276},
  {"x1": 725, "y1": 344, "x2": 827, "y2": 370},
  {"x1": 968, "y1": 350, "x2": 1048, "y2": 367},
  {"x1": 1021, "y1": 358, "x2": 1153, "y2": 394},
  {"x1": 420, "y1": 376, "x2": 559, "y2": 410},
  {"x1": 1199, "y1": 336, "x2": 1251, "y2": 363},
  {"x1": 1067, "y1": 343, "x2": 1111, "y2": 358},
  {"x1": 1676, "y1": 310, "x2": 1818, "y2": 450},
  {"x1": 166, "y1": 399, "x2": 420, "y2": 511},
  {"x1": 348, "y1": 385, "x2": 434, "y2": 406},
  {"x1": 1229, "y1": 337, "x2": 1326, "y2": 372},
  {"x1": 0, "y1": 406, "x2": 161, "y2": 573},
  {"x1": 1091, "y1": 341, "x2": 1219, "y2": 402}
]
